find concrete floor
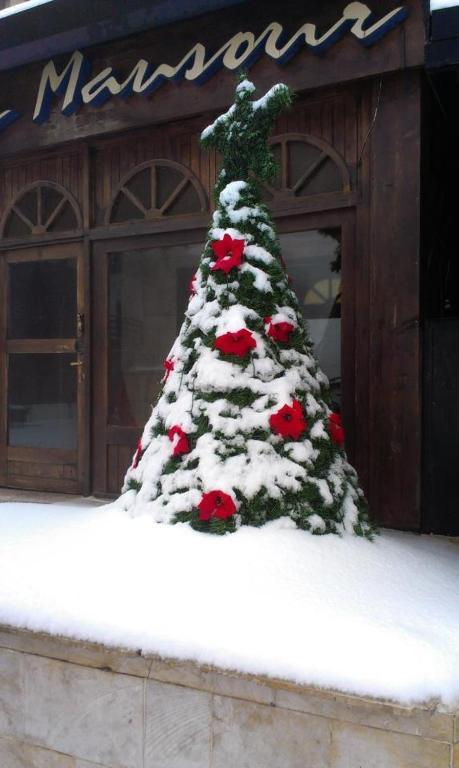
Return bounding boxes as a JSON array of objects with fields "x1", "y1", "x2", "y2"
[{"x1": 0, "y1": 488, "x2": 106, "y2": 506}]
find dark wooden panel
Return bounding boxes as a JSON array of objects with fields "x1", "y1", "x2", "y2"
[
  {"x1": 422, "y1": 319, "x2": 459, "y2": 536},
  {"x1": 93, "y1": 118, "x2": 215, "y2": 227},
  {"x1": 7, "y1": 445, "x2": 77, "y2": 464},
  {"x1": 92, "y1": 87, "x2": 361, "y2": 229},
  {"x1": 0, "y1": 253, "x2": 6, "y2": 484},
  {"x1": 6, "y1": 242, "x2": 83, "y2": 262},
  {"x1": 0, "y1": 0, "x2": 247, "y2": 68},
  {"x1": 0, "y1": 83, "x2": 364, "y2": 248},
  {"x1": 6, "y1": 474, "x2": 79, "y2": 493},
  {"x1": 106, "y1": 443, "x2": 137, "y2": 495},
  {"x1": 8, "y1": 460, "x2": 77, "y2": 480},
  {"x1": 0, "y1": 150, "x2": 87, "y2": 230},
  {"x1": 91, "y1": 240, "x2": 109, "y2": 496},
  {"x1": 107, "y1": 445, "x2": 120, "y2": 496},
  {"x1": 6, "y1": 444, "x2": 79, "y2": 492},
  {"x1": 431, "y1": 6, "x2": 459, "y2": 41},
  {"x1": 77, "y1": 242, "x2": 91, "y2": 495},
  {"x1": 368, "y1": 70, "x2": 421, "y2": 530},
  {"x1": 0, "y1": 0, "x2": 423, "y2": 158},
  {"x1": 352, "y1": 83, "x2": 373, "y2": 498},
  {"x1": 118, "y1": 444, "x2": 135, "y2": 490},
  {"x1": 107, "y1": 426, "x2": 141, "y2": 445},
  {"x1": 6, "y1": 339, "x2": 76, "y2": 354}
]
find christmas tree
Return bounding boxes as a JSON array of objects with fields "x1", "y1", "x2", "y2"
[{"x1": 116, "y1": 78, "x2": 375, "y2": 538}]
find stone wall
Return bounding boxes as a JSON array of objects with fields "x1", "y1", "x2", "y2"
[{"x1": 0, "y1": 624, "x2": 457, "y2": 767}]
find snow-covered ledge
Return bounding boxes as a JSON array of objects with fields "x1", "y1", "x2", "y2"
[{"x1": 0, "y1": 623, "x2": 457, "y2": 768}]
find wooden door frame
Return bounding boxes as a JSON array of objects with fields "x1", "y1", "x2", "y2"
[
  {"x1": 0, "y1": 240, "x2": 90, "y2": 494},
  {"x1": 91, "y1": 207, "x2": 356, "y2": 497},
  {"x1": 276, "y1": 207, "x2": 357, "y2": 465},
  {"x1": 92, "y1": 228, "x2": 208, "y2": 496}
]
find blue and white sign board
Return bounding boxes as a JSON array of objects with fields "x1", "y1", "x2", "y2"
[{"x1": 0, "y1": 2, "x2": 408, "y2": 135}]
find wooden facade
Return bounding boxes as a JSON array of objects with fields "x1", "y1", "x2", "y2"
[{"x1": 0, "y1": 0, "x2": 426, "y2": 530}]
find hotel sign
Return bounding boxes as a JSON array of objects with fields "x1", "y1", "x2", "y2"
[{"x1": 0, "y1": 2, "x2": 407, "y2": 134}]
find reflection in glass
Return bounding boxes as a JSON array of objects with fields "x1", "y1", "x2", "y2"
[
  {"x1": 8, "y1": 259, "x2": 76, "y2": 339},
  {"x1": 108, "y1": 244, "x2": 202, "y2": 427},
  {"x1": 108, "y1": 231, "x2": 341, "y2": 427},
  {"x1": 8, "y1": 354, "x2": 77, "y2": 449},
  {"x1": 281, "y1": 229, "x2": 341, "y2": 407}
]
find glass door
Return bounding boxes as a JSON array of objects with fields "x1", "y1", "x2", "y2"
[
  {"x1": 92, "y1": 233, "x2": 204, "y2": 495},
  {"x1": 281, "y1": 228, "x2": 342, "y2": 409},
  {"x1": 0, "y1": 243, "x2": 88, "y2": 493},
  {"x1": 278, "y1": 210, "x2": 356, "y2": 462}
]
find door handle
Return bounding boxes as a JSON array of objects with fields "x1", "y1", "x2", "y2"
[{"x1": 70, "y1": 359, "x2": 84, "y2": 382}]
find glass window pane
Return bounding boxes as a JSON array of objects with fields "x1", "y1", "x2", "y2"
[
  {"x1": 8, "y1": 258, "x2": 76, "y2": 339},
  {"x1": 281, "y1": 228, "x2": 342, "y2": 407},
  {"x1": 108, "y1": 243, "x2": 202, "y2": 427},
  {"x1": 8, "y1": 353, "x2": 77, "y2": 449}
]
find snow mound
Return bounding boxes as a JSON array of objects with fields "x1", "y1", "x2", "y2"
[{"x1": 0, "y1": 502, "x2": 458, "y2": 708}]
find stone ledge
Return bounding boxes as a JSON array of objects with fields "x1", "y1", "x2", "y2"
[
  {"x1": 0, "y1": 646, "x2": 455, "y2": 766},
  {"x1": 0, "y1": 622, "x2": 456, "y2": 749},
  {"x1": 0, "y1": 734, "x2": 102, "y2": 768}
]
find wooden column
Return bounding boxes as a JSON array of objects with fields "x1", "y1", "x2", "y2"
[{"x1": 367, "y1": 69, "x2": 421, "y2": 530}]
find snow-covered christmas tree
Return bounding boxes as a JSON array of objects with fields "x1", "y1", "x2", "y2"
[{"x1": 116, "y1": 78, "x2": 374, "y2": 538}]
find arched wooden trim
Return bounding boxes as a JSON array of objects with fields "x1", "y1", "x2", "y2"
[
  {"x1": 267, "y1": 133, "x2": 351, "y2": 201},
  {"x1": 106, "y1": 159, "x2": 208, "y2": 225},
  {"x1": 0, "y1": 180, "x2": 83, "y2": 238}
]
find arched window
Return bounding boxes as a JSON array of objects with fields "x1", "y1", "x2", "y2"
[
  {"x1": 265, "y1": 133, "x2": 351, "y2": 205},
  {"x1": 107, "y1": 159, "x2": 207, "y2": 224},
  {"x1": 1, "y1": 182, "x2": 82, "y2": 238}
]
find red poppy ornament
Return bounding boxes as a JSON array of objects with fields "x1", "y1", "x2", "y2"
[
  {"x1": 211, "y1": 234, "x2": 245, "y2": 274},
  {"x1": 269, "y1": 399, "x2": 307, "y2": 440},
  {"x1": 132, "y1": 438, "x2": 144, "y2": 469},
  {"x1": 214, "y1": 328, "x2": 256, "y2": 358},
  {"x1": 163, "y1": 357, "x2": 175, "y2": 380},
  {"x1": 198, "y1": 490, "x2": 237, "y2": 521},
  {"x1": 167, "y1": 425, "x2": 190, "y2": 456},
  {"x1": 329, "y1": 412, "x2": 345, "y2": 446},
  {"x1": 264, "y1": 316, "x2": 295, "y2": 343},
  {"x1": 189, "y1": 274, "x2": 197, "y2": 295}
]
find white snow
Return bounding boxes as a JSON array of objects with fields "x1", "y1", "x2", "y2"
[
  {"x1": 219, "y1": 180, "x2": 247, "y2": 207},
  {"x1": 201, "y1": 83, "x2": 288, "y2": 141},
  {"x1": 0, "y1": 0, "x2": 54, "y2": 19},
  {"x1": 0, "y1": 501, "x2": 458, "y2": 709},
  {"x1": 243, "y1": 244, "x2": 274, "y2": 265},
  {"x1": 201, "y1": 104, "x2": 235, "y2": 140},
  {"x1": 431, "y1": 0, "x2": 459, "y2": 10},
  {"x1": 240, "y1": 261, "x2": 273, "y2": 292},
  {"x1": 252, "y1": 83, "x2": 289, "y2": 111},
  {"x1": 236, "y1": 79, "x2": 256, "y2": 94}
]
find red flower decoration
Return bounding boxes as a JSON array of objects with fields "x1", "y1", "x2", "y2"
[
  {"x1": 269, "y1": 400, "x2": 307, "y2": 440},
  {"x1": 163, "y1": 358, "x2": 175, "y2": 380},
  {"x1": 189, "y1": 274, "x2": 197, "y2": 295},
  {"x1": 329, "y1": 412, "x2": 345, "y2": 446},
  {"x1": 132, "y1": 438, "x2": 143, "y2": 469},
  {"x1": 198, "y1": 490, "x2": 236, "y2": 521},
  {"x1": 264, "y1": 316, "x2": 294, "y2": 343},
  {"x1": 168, "y1": 425, "x2": 190, "y2": 456},
  {"x1": 211, "y1": 234, "x2": 245, "y2": 274},
  {"x1": 214, "y1": 329, "x2": 256, "y2": 358}
]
